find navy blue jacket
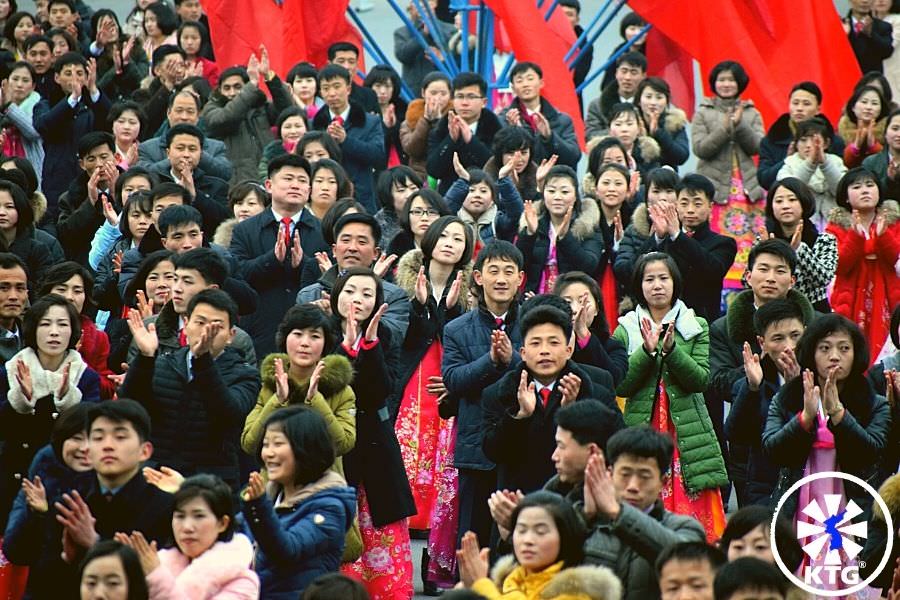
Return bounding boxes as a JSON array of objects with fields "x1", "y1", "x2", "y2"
[{"x1": 442, "y1": 304, "x2": 523, "y2": 470}]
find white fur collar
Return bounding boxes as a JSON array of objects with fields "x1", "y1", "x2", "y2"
[
  {"x1": 617, "y1": 300, "x2": 703, "y2": 355},
  {"x1": 5, "y1": 348, "x2": 87, "y2": 414}
]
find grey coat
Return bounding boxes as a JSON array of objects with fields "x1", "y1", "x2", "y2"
[{"x1": 137, "y1": 136, "x2": 233, "y2": 182}]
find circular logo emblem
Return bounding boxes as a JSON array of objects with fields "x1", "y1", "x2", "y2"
[{"x1": 770, "y1": 471, "x2": 894, "y2": 597}]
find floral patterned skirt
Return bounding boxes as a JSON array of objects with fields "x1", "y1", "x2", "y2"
[
  {"x1": 342, "y1": 485, "x2": 414, "y2": 600},
  {"x1": 426, "y1": 418, "x2": 459, "y2": 588}
]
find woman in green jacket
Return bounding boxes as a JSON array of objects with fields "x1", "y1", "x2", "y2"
[{"x1": 613, "y1": 252, "x2": 728, "y2": 542}]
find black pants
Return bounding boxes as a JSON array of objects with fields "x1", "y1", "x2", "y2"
[{"x1": 456, "y1": 467, "x2": 496, "y2": 549}]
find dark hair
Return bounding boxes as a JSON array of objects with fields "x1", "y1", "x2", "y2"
[
  {"x1": 165, "y1": 123, "x2": 205, "y2": 148},
  {"x1": 558, "y1": 0, "x2": 581, "y2": 14},
  {"x1": 889, "y1": 107, "x2": 900, "y2": 130},
  {"x1": 144, "y1": 2, "x2": 178, "y2": 36},
  {"x1": 656, "y1": 541, "x2": 727, "y2": 577},
  {"x1": 399, "y1": 189, "x2": 451, "y2": 232},
  {"x1": 276, "y1": 304, "x2": 336, "y2": 355},
  {"x1": 791, "y1": 81, "x2": 822, "y2": 104},
  {"x1": 53, "y1": 50, "x2": 87, "y2": 74},
  {"x1": 593, "y1": 163, "x2": 630, "y2": 192},
  {"x1": 333, "y1": 212, "x2": 381, "y2": 249},
  {"x1": 330, "y1": 267, "x2": 385, "y2": 334},
  {"x1": 796, "y1": 313, "x2": 870, "y2": 379},
  {"x1": 635, "y1": 76, "x2": 671, "y2": 105},
  {"x1": 709, "y1": 60, "x2": 749, "y2": 96},
  {"x1": 631, "y1": 252, "x2": 682, "y2": 308},
  {"x1": 794, "y1": 115, "x2": 833, "y2": 144},
  {"x1": 151, "y1": 44, "x2": 186, "y2": 73},
  {"x1": 845, "y1": 84, "x2": 890, "y2": 125},
  {"x1": 4, "y1": 11, "x2": 33, "y2": 47},
  {"x1": 607, "y1": 102, "x2": 642, "y2": 130},
  {"x1": 116, "y1": 166, "x2": 156, "y2": 203},
  {"x1": 50, "y1": 402, "x2": 90, "y2": 464},
  {"x1": 677, "y1": 172, "x2": 716, "y2": 203},
  {"x1": 167, "y1": 88, "x2": 201, "y2": 112},
  {"x1": 606, "y1": 425, "x2": 674, "y2": 475},
  {"x1": 421, "y1": 71, "x2": 451, "y2": 94},
  {"x1": 311, "y1": 159, "x2": 354, "y2": 200},
  {"x1": 363, "y1": 64, "x2": 402, "y2": 105},
  {"x1": 295, "y1": 131, "x2": 342, "y2": 164},
  {"x1": 0, "y1": 157, "x2": 37, "y2": 197},
  {"x1": 0, "y1": 251, "x2": 26, "y2": 273},
  {"x1": 763, "y1": 178, "x2": 820, "y2": 248},
  {"x1": 120, "y1": 189, "x2": 154, "y2": 239},
  {"x1": 714, "y1": 557, "x2": 788, "y2": 600},
  {"x1": 856, "y1": 71, "x2": 894, "y2": 105},
  {"x1": 275, "y1": 106, "x2": 308, "y2": 137},
  {"x1": 491, "y1": 127, "x2": 534, "y2": 169},
  {"x1": 892, "y1": 302, "x2": 900, "y2": 350},
  {"x1": 87, "y1": 398, "x2": 152, "y2": 443},
  {"x1": 23, "y1": 293, "x2": 81, "y2": 351},
  {"x1": 186, "y1": 288, "x2": 237, "y2": 328},
  {"x1": 302, "y1": 573, "x2": 369, "y2": 600},
  {"x1": 124, "y1": 249, "x2": 175, "y2": 303},
  {"x1": 615, "y1": 50, "x2": 647, "y2": 71},
  {"x1": 718, "y1": 505, "x2": 803, "y2": 573},
  {"x1": 172, "y1": 474, "x2": 236, "y2": 543},
  {"x1": 47, "y1": 0, "x2": 75, "y2": 11},
  {"x1": 468, "y1": 169, "x2": 498, "y2": 205},
  {"x1": 0, "y1": 179, "x2": 32, "y2": 235},
  {"x1": 318, "y1": 63, "x2": 350, "y2": 85},
  {"x1": 553, "y1": 271, "x2": 609, "y2": 339},
  {"x1": 327, "y1": 41, "x2": 359, "y2": 60},
  {"x1": 474, "y1": 239, "x2": 524, "y2": 272},
  {"x1": 420, "y1": 216, "x2": 474, "y2": 269},
  {"x1": 321, "y1": 199, "x2": 368, "y2": 247},
  {"x1": 158, "y1": 204, "x2": 202, "y2": 238},
  {"x1": 23, "y1": 34, "x2": 51, "y2": 54},
  {"x1": 268, "y1": 153, "x2": 311, "y2": 179},
  {"x1": 510, "y1": 61, "x2": 542, "y2": 80},
  {"x1": 376, "y1": 166, "x2": 422, "y2": 214},
  {"x1": 509, "y1": 491, "x2": 586, "y2": 568},
  {"x1": 287, "y1": 61, "x2": 318, "y2": 84},
  {"x1": 452, "y1": 71, "x2": 487, "y2": 96},
  {"x1": 108, "y1": 101, "x2": 145, "y2": 135},
  {"x1": 645, "y1": 167, "x2": 679, "y2": 193},
  {"x1": 259, "y1": 406, "x2": 335, "y2": 485},
  {"x1": 587, "y1": 137, "x2": 630, "y2": 177},
  {"x1": 78, "y1": 541, "x2": 149, "y2": 600},
  {"x1": 176, "y1": 20, "x2": 213, "y2": 60},
  {"x1": 89, "y1": 9, "x2": 120, "y2": 41},
  {"x1": 37, "y1": 261, "x2": 95, "y2": 315},
  {"x1": 6, "y1": 60, "x2": 35, "y2": 84},
  {"x1": 77, "y1": 131, "x2": 115, "y2": 159},
  {"x1": 835, "y1": 167, "x2": 883, "y2": 210},
  {"x1": 173, "y1": 247, "x2": 227, "y2": 287},
  {"x1": 228, "y1": 180, "x2": 269, "y2": 212},
  {"x1": 543, "y1": 164, "x2": 582, "y2": 199},
  {"x1": 177, "y1": 77, "x2": 211, "y2": 106},
  {"x1": 218, "y1": 65, "x2": 249, "y2": 88},
  {"x1": 520, "y1": 304, "x2": 572, "y2": 343},
  {"x1": 619, "y1": 11, "x2": 646, "y2": 39},
  {"x1": 47, "y1": 27, "x2": 78, "y2": 54},
  {"x1": 520, "y1": 293, "x2": 572, "y2": 323},
  {"x1": 747, "y1": 238, "x2": 797, "y2": 275},
  {"x1": 555, "y1": 399, "x2": 621, "y2": 452},
  {"x1": 753, "y1": 298, "x2": 806, "y2": 337}
]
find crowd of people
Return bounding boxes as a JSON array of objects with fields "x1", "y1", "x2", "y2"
[{"x1": 1, "y1": 0, "x2": 900, "y2": 598}]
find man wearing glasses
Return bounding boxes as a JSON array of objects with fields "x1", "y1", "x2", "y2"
[{"x1": 426, "y1": 72, "x2": 502, "y2": 193}]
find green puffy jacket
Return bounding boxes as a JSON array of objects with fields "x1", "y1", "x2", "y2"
[{"x1": 613, "y1": 306, "x2": 728, "y2": 493}]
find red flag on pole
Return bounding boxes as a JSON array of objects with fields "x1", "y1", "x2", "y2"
[
  {"x1": 484, "y1": 0, "x2": 584, "y2": 146},
  {"x1": 628, "y1": 0, "x2": 860, "y2": 126},
  {"x1": 644, "y1": 28, "x2": 695, "y2": 120}
]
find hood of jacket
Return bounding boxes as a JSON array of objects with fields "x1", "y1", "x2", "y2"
[
  {"x1": 726, "y1": 288, "x2": 815, "y2": 346},
  {"x1": 394, "y1": 248, "x2": 473, "y2": 302},
  {"x1": 617, "y1": 300, "x2": 704, "y2": 355},
  {"x1": 212, "y1": 217, "x2": 238, "y2": 249},
  {"x1": 539, "y1": 565, "x2": 623, "y2": 600},
  {"x1": 874, "y1": 472, "x2": 900, "y2": 523},
  {"x1": 155, "y1": 533, "x2": 258, "y2": 597},
  {"x1": 30, "y1": 191, "x2": 48, "y2": 224},
  {"x1": 518, "y1": 195, "x2": 602, "y2": 240},
  {"x1": 827, "y1": 199, "x2": 900, "y2": 229},
  {"x1": 260, "y1": 352, "x2": 353, "y2": 400},
  {"x1": 267, "y1": 469, "x2": 354, "y2": 510},
  {"x1": 488, "y1": 555, "x2": 565, "y2": 592}
]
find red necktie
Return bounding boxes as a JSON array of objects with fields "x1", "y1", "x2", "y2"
[
  {"x1": 281, "y1": 217, "x2": 293, "y2": 248},
  {"x1": 685, "y1": 229, "x2": 695, "y2": 238},
  {"x1": 539, "y1": 388, "x2": 551, "y2": 408},
  {"x1": 332, "y1": 115, "x2": 344, "y2": 126},
  {"x1": 178, "y1": 329, "x2": 187, "y2": 347},
  {"x1": 495, "y1": 317, "x2": 504, "y2": 329},
  {"x1": 854, "y1": 21, "x2": 865, "y2": 34}
]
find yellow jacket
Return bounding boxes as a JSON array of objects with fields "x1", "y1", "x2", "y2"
[{"x1": 471, "y1": 557, "x2": 622, "y2": 600}]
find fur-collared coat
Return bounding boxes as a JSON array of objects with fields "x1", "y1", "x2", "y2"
[
  {"x1": 651, "y1": 106, "x2": 690, "y2": 170},
  {"x1": 213, "y1": 217, "x2": 239, "y2": 250},
  {"x1": 584, "y1": 133, "x2": 662, "y2": 189},
  {"x1": 399, "y1": 98, "x2": 448, "y2": 180},
  {"x1": 838, "y1": 114, "x2": 887, "y2": 168},
  {"x1": 826, "y1": 200, "x2": 900, "y2": 361},
  {"x1": 516, "y1": 196, "x2": 604, "y2": 291},
  {"x1": 391, "y1": 249, "x2": 471, "y2": 418},
  {"x1": 692, "y1": 96, "x2": 765, "y2": 202},
  {"x1": 472, "y1": 555, "x2": 623, "y2": 600}
]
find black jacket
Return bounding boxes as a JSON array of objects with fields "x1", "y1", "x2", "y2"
[
  {"x1": 847, "y1": 14, "x2": 894, "y2": 74},
  {"x1": 7, "y1": 228, "x2": 57, "y2": 297},
  {"x1": 86, "y1": 471, "x2": 174, "y2": 546},
  {"x1": 150, "y1": 167, "x2": 231, "y2": 239},
  {"x1": 758, "y1": 113, "x2": 846, "y2": 190},
  {"x1": 120, "y1": 347, "x2": 260, "y2": 489},
  {"x1": 646, "y1": 221, "x2": 736, "y2": 323},
  {"x1": 482, "y1": 360, "x2": 623, "y2": 493},
  {"x1": 335, "y1": 326, "x2": 416, "y2": 527},
  {"x1": 230, "y1": 208, "x2": 328, "y2": 358},
  {"x1": 55, "y1": 170, "x2": 114, "y2": 267},
  {"x1": 427, "y1": 108, "x2": 503, "y2": 193}
]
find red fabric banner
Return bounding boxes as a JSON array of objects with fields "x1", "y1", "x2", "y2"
[
  {"x1": 644, "y1": 27, "x2": 695, "y2": 120},
  {"x1": 484, "y1": 0, "x2": 584, "y2": 146},
  {"x1": 628, "y1": 0, "x2": 860, "y2": 127},
  {"x1": 205, "y1": 0, "x2": 362, "y2": 77}
]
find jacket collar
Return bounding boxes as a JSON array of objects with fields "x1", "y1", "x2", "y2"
[
  {"x1": 312, "y1": 101, "x2": 368, "y2": 129},
  {"x1": 725, "y1": 288, "x2": 815, "y2": 347},
  {"x1": 266, "y1": 470, "x2": 348, "y2": 509}
]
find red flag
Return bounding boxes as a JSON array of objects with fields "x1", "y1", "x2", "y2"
[
  {"x1": 484, "y1": 0, "x2": 584, "y2": 146},
  {"x1": 644, "y1": 28, "x2": 695, "y2": 120},
  {"x1": 205, "y1": 0, "x2": 363, "y2": 78},
  {"x1": 628, "y1": 0, "x2": 860, "y2": 127}
]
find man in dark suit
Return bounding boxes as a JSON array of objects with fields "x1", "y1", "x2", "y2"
[
  {"x1": 644, "y1": 173, "x2": 737, "y2": 324},
  {"x1": 230, "y1": 154, "x2": 329, "y2": 358},
  {"x1": 844, "y1": 2, "x2": 894, "y2": 74}
]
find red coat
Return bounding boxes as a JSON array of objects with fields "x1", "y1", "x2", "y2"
[
  {"x1": 826, "y1": 202, "x2": 900, "y2": 363},
  {"x1": 79, "y1": 316, "x2": 116, "y2": 399}
]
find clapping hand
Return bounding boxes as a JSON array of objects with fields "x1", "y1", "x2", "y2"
[
  {"x1": 307, "y1": 360, "x2": 326, "y2": 401},
  {"x1": 189, "y1": 322, "x2": 221, "y2": 357},
  {"x1": 15, "y1": 358, "x2": 32, "y2": 401},
  {"x1": 365, "y1": 303, "x2": 388, "y2": 343},
  {"x1": 742, "y1": 341, "x2": 763, "y2": 391},
  {"x1": 114, "y1": 532, "x2": 159, "y2": 575},
  {"x1": 22, "y1": 476, "x2": 48, "y2": 513},
  {"x1": 126, "y1": 310, "x2": 158, "y2": 357},
  {"x1": 143, "y1": 466, "x2": 184, "y2": 494},
  {"x1": 273, "y1": 357, "x2": 290, "y2": 402},
  {"x1": 639, "y1": 317, "x2": 661, "y2": 354},
  {"x1": 55, "y1": 491, "x2": 99, "y2": 555},
  {"x1": 558, "y1": 373, "x2": 581, "y2": 407},
  {"x1": 456, "y1": 532, "x2": 490, "y2": 588},
  {"x1": 242, "y1": 471, "x2": 266, "y2": 502},
  {"x1": 489, "y1": 329, "x2": 512, "y2": 366},
  {"x1": 488, "y1": 489, "x2": 523, "y2": 540},
  {"x1": 446, "y1": 270, "x2": 463, "y2": 309},
  {"x1": 414, "y1": 265, "x2": 429, "y2": 305},
  {"x1": 515, "y1": 370, "x2": 536, "y2": 419},
  {"x1": 523, "y1": 200, "x2": 539, "y2": 235},
  {"x1": 584, "y1": 453, "x2": 620, "y2": 519},
  {"x1": 536, "y1": 154, "x2": 558, "y2": 190},
  {"x1": 373, "y1": 253, "x2": 398, "y2": 278},
  {"x1": 800, "y1": 369, "x2": 821, "y2": 428}
]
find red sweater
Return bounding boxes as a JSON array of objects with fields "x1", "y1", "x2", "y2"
[{"x1": 80, "y1": 316, "x2": 116, "y2": 399}]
